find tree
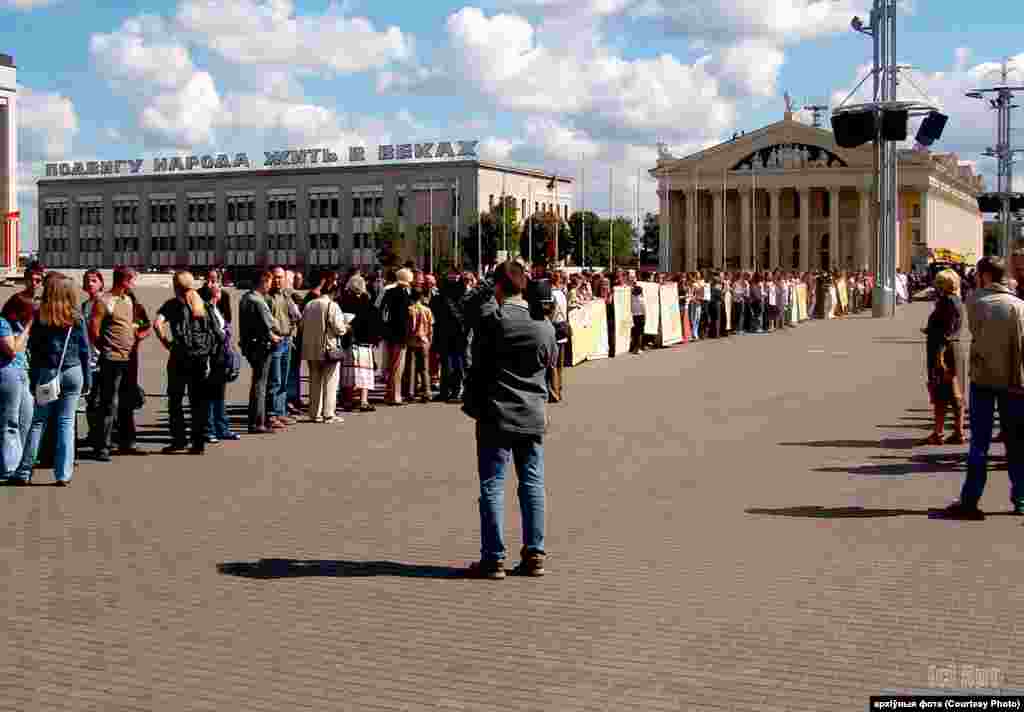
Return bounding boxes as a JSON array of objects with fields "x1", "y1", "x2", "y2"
[
  {"x1": 373, "y1": 217, "x2": 403, "y2": 267},
  {"x1": 641, "y1": 212, "x2": 659, "y2": 265},
  {"x1": 465, "y1": 210, "x2": 500, "y2": 270},
  {"x1": 568, "y1": 211, "x2": 602, "y2": 267},
  {"x1": 586, "y1": 216, "x2": 636, "y2": 269},
  {"x1": 521, "y1": 212, "x2": 573, "y2": 266}
]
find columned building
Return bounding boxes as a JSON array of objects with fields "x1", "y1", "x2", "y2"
[
  {"x1": 0, "y1": 53, "x2": 18, "y2": 274},
  {"x1": 650, "y1": 112, "x2": 984, "y2": 273}
]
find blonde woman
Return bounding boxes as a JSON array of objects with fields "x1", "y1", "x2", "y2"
[
  {"x1": 154, "y1": 271, "x2": 221, "y2": 455},
  {"x1": 302, "y1": 271, "x2": 347, "y2": 423},
  {"x1": 922, "y1": 269, "x2": 966, "y2": 445},
  {"x1": 10, "y1": 274, "x2": 91, "y2": 486}
]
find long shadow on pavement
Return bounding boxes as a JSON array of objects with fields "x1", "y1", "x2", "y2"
[
  {"x1": 746, "y1": 505, "x2": 1016, "y2": 519},
  {"x1": 217, "y1": 559, "x2": 466, "y2": 579},
  {"x1": 780, "y1": 438, "x2": 919, "y2": 449}
]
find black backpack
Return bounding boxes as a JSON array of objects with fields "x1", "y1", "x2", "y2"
[{"x1": 177, "y1": 304, "x2": 220, "y2": 362}]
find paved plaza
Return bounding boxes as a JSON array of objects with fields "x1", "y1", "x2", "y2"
[{"x1": 2, "y1": 296, "x2": 1022, "y2": 711}]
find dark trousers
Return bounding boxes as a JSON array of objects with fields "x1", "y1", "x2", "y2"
[
  {"x1": 167, "y1": 357, "x2": 210, "y2": 449},
  {"x1": 706, "y1": 301, "x2": 721, "y2": 338},
  {"x1": 246, "y1": 349, "x2": 271, "y2": 430},
  {"x1": 749, "y1": 301, "x2": 763, "y2": 332},
  {"x1": 732, "y1": 301, "x2": 746, "y2": 333},
  {"x1": 962, "y1": 384, "x2": 1024, "y2": 508},
  {"x1": 92, "y1": 359, "x2": 137, "y2": 453},
  {"x1": 630, "y1": 315, "x2": 646, "y2": 352},
  {"x1": 439, "y1": 346, "x2": 465, "y2": 399}
]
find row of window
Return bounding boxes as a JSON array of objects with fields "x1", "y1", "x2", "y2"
[
  {"x1": 42, "y1": 238, "x2": 69, "y2": 253},
  {"x1": 188, "y1": 236, "x2": 216, "y2": 251},
  {"x1": 310, "y1": 233, "x2": 341, "y2": 250},
  {"x1": 489, "y1": 195, "x2": 569, "y2": 221},
  {"x1": 51, "y1": 190, "x2": 475, "y2": 228}
]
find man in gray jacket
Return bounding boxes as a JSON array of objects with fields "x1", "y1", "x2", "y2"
[
  {"x1": 933, "y1": 256, "x2": 1024, "y2": 519},
  {"x1": 463, "y1": 260, "x2": 558, "y2": 579}
]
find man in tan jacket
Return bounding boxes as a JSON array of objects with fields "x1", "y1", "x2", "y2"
[{"x1": 933, "y1": 256, "x2": 1024, "y2": 520}]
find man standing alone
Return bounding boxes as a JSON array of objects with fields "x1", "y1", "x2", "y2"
[
  {"x1": 933, "y1": 256, "x2": 1024, "y2": 519},
  {"x1": 463, "y1": 261, "x2": 557, "y2": 579}
]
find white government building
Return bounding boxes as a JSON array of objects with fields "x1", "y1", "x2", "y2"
[
  {"x1": 0, "y1": 53, "x2": 19, "y2": 274},
  {"x1": 650, "y1": 110, "x2": 984, "y2": 273}
]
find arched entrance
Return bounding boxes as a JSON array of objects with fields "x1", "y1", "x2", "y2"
[{"x1": 819, "y1": 234, "x2": 830, "y2": 271}]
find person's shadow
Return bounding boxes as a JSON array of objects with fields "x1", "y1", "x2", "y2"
[{"x1": 217, "y1": 559, "x2": 466, "y2": 579}]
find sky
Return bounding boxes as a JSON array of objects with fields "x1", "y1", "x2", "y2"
[{"x1": 4, "y1": 0, "x2": 1024, "y2": 250}]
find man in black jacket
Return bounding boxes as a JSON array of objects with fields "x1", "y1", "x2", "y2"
[
  {"x1": 431, "y1": 270, "x2": 468, "y2": 402},
  {"x1": 381, "y1": 268, "x2": 413, "y2": 405},
  {"x1": 463, "y1": 261, "x2": 558, "y2": 580}
]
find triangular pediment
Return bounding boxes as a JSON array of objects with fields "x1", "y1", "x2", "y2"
[{"x1": 655, "y1": 117, "x2": 875, "y2": 178}]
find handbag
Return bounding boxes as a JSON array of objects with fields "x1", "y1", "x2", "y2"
[
  {"x1": 35, "y1": 327, "x2": 73, "y2": 406},
  {"x1": 321, "y1": 301, "x2": 346, "y2": 362}
]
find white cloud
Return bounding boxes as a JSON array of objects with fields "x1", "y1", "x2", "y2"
[
  {"x1": 17, "y1": 86, "x2": 78, "y2": 161},
  {"x1": 177, "y1": 0, "x2": 411, "y2": 76},
  {"x1": 438, "y1": 7, "x2": 735, "y2": 144},
  {"x1": 91, "y1": 15, "x2": 222, "y2": 148}
]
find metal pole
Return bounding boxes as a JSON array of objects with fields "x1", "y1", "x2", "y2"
[
  {"x1": 501, "y1": 174, "x2": 506, "y2": 255},
  {"x1": 609, "y1": 166, "x2": 614, "y2": 272},
  {"x1": 477, "y1": 173, "x2": 482, "y2": 277},
  {"x1": 527, "y1": 184, "x2": 533, "y2": 265},
  {"x1": 554, "y1": 175, "x2": 559, "y2": 266},
  {"x1": 581, "y1": 160, "x2": 586, "y2": 268},
  {"x1": 429, "y1": 181, "x2": 434, "y2": 273}
]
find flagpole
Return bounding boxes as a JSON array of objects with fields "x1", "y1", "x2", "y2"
[
  {"x1": 528, "y1": 183, "x2": 533, "y2": 265},
  {"x1": 581, "y1": 157, "x2": 586, "y2": 268},
  {"x1": 722, "y1": 168, "x2": 726, "y2": 270},
  {"x1": 666, "y1": 174, "x2": 671, "y2": 272},
  {"x1": 554, "y1": 173, "x2": 559, "y2": 267},
  {"x1": 455, "y1": 176, "x2": 460, "y2": 270},
  {"x1": 501, "y1": 174, "x2": 506, "y2": 256},
  {"x1": 609, "y1": 166, "x2": 614, "y2": 273},
  {"x1": 429, "y1": 181, "x2": 434, "y2": 273}
]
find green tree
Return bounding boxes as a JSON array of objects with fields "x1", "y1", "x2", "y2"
[
  {"x1": 521, "y1": 212, "x2": 572, "y2": 266},
  {"x1": 466, "y1": 211, "x2": 500, "y2": 270},
  {"x1": 641, "y1": 212, "x2": 659, "y2": 265},
  {"x1": 568, "y1": 211, "x2": 602, "y2": 267},
  {"x1": 585, "y1": 216, "x2": 636, "y2": 269},
  {"x1": 373, "y1": 217, "x2": 403, "y2": 267}
]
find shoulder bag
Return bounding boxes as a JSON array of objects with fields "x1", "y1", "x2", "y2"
[
  {"x1": 36, "y1": 327, "x2": 73, "y2": 407},
  {"x1": 322, "y1": 301, "x2": 346, "y2": 362}
]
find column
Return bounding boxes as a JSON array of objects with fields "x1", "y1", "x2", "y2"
[
  {"x1": 769, "y1": 188, "x2": 780, "y2": 269},
  {"x1": 740, "y1": 188, "x2": 752, "y2": 270},
  {"x1": 712, "y1": 189, "x2": 723, "y2": 269},
  {"x1": 671, "y1": 191, "x2": 685, "y2": 271},
  {"x1": 658, "y1": 184, "x2": 670, "y2": 272},
  {"x1": 857, "y1": 189, "x2": 871, "y2": 271},
  {"x1": 829, "y1": 188, "x2": 841, "y2": 269},
  {"x1": 686, "y1": 188, "x2": 698, "y2": 272},
  {"x1": 798, "y1": 188, "x2": 810, "y2": 272}
]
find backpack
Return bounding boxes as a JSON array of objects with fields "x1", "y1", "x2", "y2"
[{"x1": 177, "y1": 304, "x2": 220, "y2": 363}]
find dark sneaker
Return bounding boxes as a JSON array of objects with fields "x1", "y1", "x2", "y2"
[
  {"x1": 93, "y1": 449, "x2": 113, "y2": 463},
  {"x1": 929, "y1": 502, "x2": 986, "y2": 521},
  {"x1": 219, "y1": 432, "x2": 241, "y2": 441},
  {"x1": 466, "y1": 560, "x2": 506, "y2": 580},
  {"x1": 512, "y1": 550, "x2": 546, "y2": 577}
]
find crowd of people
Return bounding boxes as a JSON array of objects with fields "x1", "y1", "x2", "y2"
[{"x1": 0, "y1": 259, "x2": 896, "y2": 488}]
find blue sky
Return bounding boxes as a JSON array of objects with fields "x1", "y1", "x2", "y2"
[{"x1": 4, "y1": 0, "x2": 1023, "y2": 248}]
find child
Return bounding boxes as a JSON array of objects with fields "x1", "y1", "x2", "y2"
[{"x1": 406, "y1": 288, "x2": 434, "y2": 403}]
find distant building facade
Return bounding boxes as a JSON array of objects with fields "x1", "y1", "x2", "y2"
[
  {"x1": 650, "y1": 112, "x2": 984, "y2": 273},
  {"x1": 0, "y1": 53, "x2": 19, "y2": 274},
  {"x1": 36, "y1": 148, "x2": 571, "y2": 274}
]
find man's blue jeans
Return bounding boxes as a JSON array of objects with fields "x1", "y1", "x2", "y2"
[
  {"x1": 15, "y1": 365, "x2": 83, "y2": 483},
  {"x1": 962, "y1": 383, "x2": 1024, "y2": 508},
  {"x1": 268, "y1": 339, "x2": 289, "y2": 417},
  {"x1": 476, "y1": 425, "x2": 545, "y2": 562},
  {"x1": 0, "y1": 368, "x2": 32, "y2": 476},
  {"x1": 206, "y1": 380, "x2": 232, "y2": 438},
  {"x1": 688, "y1": 303, "x2": 702, "y2": 340}
]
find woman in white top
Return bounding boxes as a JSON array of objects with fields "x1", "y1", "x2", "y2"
[{"x1": 301, "y1": 272, "x2": 347, "y2": 423}]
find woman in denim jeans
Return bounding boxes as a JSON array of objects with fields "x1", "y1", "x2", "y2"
[
  {"x1": 11, "y1": 274, "x2": 91, "y2": 486},
  {"x1": 0, "y1": 297, "x2": 34, "y2": 480}
]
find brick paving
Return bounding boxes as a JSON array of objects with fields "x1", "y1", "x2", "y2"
[{"x1": 2, "y1": 294, "x2": 1023, "y2": 711}]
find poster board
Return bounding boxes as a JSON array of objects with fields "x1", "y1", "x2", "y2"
[
  {"x1": 568, "y1": 303, "x2": 594, "y2": 366},
  {"x1": 837, "y1": 278, "x2": 849, "y2": 311},
  {"x1": 612, "y1": 286, "x2": 633, "y2": 357},
  {"x1": 659, "y1": 283, "x2": 683, "y2": 346},
  {"x1": 796, "y1": 284, "x2": 808, "y2": 321},
  {"x1": 588, "y1": 300, "x2": 610, "y2": 361},
  {"x1": 723, "y1": 289, "x2": 733, "y2": 332},
  {"x1": 641, "y1": 282, "x2": 660, "y2": 336}
]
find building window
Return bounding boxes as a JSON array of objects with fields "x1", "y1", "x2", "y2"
[
  {"x1": 363, "y1": 197, "x2": 374, "y2": 218},
  {"x1": 535, "y1": 202, "x2": 539, "y2": 214},
  {"x1": 521, "y1": 198, "x2": 526, "y2": 217},
  {"x1": 793, "y1": 193, "x2": 800, "y2": 219},
  {"x1": 912, "y1": 229, "x2": 923, "y2": 245},
  {"x1": 912, "y1": 203, "x2": 921, "y2": 218},
  {"x1": 375, "y1": 197, "x2": 383, "y2": 218},
  {"x1": 397, "y1": 195, "x2": 405, "y2": 217},
  {"x1": 822, "y1": 191, "x2": 830, "y2": 219},
  {"x1": 489, "y1": 194, "x2": 494, "y2": 210},
  {"x1": 353, "y1": 198, "x2": 362, "y2": 218}
]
